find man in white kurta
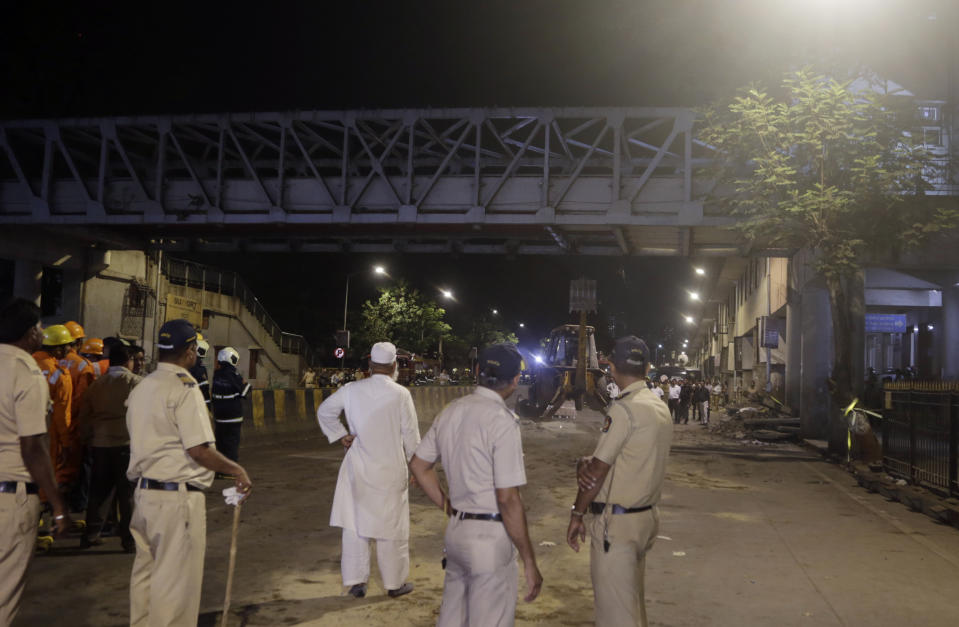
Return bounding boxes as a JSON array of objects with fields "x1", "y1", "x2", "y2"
[{"x1": 316, "y1": 342, "x2": 421, "y2": 598}]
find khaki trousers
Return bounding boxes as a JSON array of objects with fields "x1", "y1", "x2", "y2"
[
  {"x1": 438, "y1": 517, "x2": 518, "y2": 627},
  {"x1": 341, "y1": 527, "x2": 409, "y2": 590},
  {"x1": 588, "y1": 507, "x2": 659, "y2": 627},
  {"x1": 129, "y1": 486, "x2": 206, "y2": 627},
  {"x1": 0, "y1": 488, "x2": 40, "y2": 626}
]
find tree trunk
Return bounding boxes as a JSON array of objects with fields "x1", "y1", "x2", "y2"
[{"x1": 824, "y1": 269, "x2": 867, "y2": 457}]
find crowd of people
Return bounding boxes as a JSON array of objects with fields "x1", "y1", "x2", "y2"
[
  {"x1": 3, "y1": 293, "x2": 675, "y2": 626},
  {"x1": 654, "y1": 377, "x2": 724, "y2": 426},
  {"x1": 0, "y1": 298, "x2": 255, "y2": 625}
]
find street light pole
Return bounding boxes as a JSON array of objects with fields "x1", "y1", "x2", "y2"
[{"x1": 340, "y1": 274, "x2": 351, "y2": 368}]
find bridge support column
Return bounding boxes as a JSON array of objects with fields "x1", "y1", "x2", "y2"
[
  {"x1": 800, "y1": 277, "x2": 832, "y2": 440},
  {"x1": 785, "y1": 259, "x2": 801, "y2": 415},
  {"x1": 13, "y1": 260, "x2": 42, "y2": 304},
  {"x1": 942, "y1": 273, "x2": 959, "y2": 380}
]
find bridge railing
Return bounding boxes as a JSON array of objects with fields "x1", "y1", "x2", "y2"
[
  {"x1": 882, "y1": 381, "x2": 959, "y2": 497},
  {"x1": 162, "y1": 257, "x2": 317, "y2": 365}
]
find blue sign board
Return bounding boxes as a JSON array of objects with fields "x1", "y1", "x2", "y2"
[{"x1": 865, "y1": 314, "x2": 908, "y2": 334}]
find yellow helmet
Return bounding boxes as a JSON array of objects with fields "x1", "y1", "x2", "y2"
[
  {"x1": 43, "y1": 325, "x2": 75, "y2": 347},
  {"x1": 64, "y1": 321, "x2": 85, "y2": 340}
]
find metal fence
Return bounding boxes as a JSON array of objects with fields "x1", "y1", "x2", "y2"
[
  {"x1": 162, "y1": 257, "x2": 316, "y2": 365},
  {"x1": 882, "y1": 382, "x2": 959, "y2": 497}
]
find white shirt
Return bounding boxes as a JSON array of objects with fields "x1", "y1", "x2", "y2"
[
  {"x1": 317, "y1": 374, "x2": 420, "y2": 540},
  {"x1": 0, "y1": 344, "x2": 50, "y2": 482},
  {"x1": 126, "y1": 363, "x2": 216, "y2": 488},
  {"x1": 668, "y1": 385, "x2": 681, "y2": 400},
  {"x1": 653, "y1": 386, "x2": 664, "y2": 400},
  {"x1": 415, "y1": 386, "x2": 526, "y2": 515}
]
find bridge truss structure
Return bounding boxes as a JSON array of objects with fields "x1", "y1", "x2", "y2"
[{"x1": 0, "y1": 107, "x2": 738, "y2": 256}]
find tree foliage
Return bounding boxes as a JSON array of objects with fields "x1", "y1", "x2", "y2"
[
  {"x1": 698, "y1": 68, "x2": 957, "y2": 454},
  {"x1": 698, "y1": 68, "x2": 956, "y2": 280},
  {"x1": 354, "y1": 282, "x2": 451, "y2": 356}
]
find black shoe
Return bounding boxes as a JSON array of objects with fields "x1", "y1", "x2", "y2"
[
  {"x1": 388, "y1": 583, "x2": 414, "y2": 598},
  {"x1": 79, "y1": 536, "x2": 102, "y2": 549},
  {"x1": 348, "y1": 583, "x2": 367, "y2": 598}
]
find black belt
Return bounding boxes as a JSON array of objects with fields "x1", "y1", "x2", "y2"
[
  {"x1": 138, "y1": 478, "x2": 203, "y2": 492},
  {"x1": 589, "y1": 502, "x2": 654, "y2": 515},
  {"x1": 450, "y1": 507, "x2": 502, "y2": 522},
  {"x1": 0, "y1": 481, "x2": 38, "y2": 494}
]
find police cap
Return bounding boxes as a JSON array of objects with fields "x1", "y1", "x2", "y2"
[
  {"x1": 157, "y1": 319, "x2": 198, "y2": 351},
  {"x1": 478, "y1": 343, "x2": 523, "y2": 380},
  {"x1": 610, "y1": 335, "x2": 650, "y2": 370}
]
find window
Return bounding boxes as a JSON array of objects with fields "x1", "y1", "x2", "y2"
[
  {"x1": 923, "y1": 128, "x2": 943, "y2": 147},
  {"x1": 919, "y1": 106, "x2": 939, "y2": 122},
  {"x1": 249, "y1": 349, "x2": 260, "y2": 379}
]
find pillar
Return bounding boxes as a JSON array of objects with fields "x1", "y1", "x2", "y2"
[
  {"x1": 942, "y1": 273, "x2": 959, "y2": 379},
  {"x1": 800, "y1": 277, "x2": 833, "y2": 440}
]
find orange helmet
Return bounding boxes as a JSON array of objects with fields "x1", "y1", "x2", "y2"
[
  {"x1": 80, "y1": 338, "x2": 104, "y2": 356},
  {"x1": 65, "y1": 321, "x2": 85, "y2": 340}
]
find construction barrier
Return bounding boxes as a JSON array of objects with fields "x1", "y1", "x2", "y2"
[{"x1": 241, "y1": 385, "x2": 475, "y2": 438}]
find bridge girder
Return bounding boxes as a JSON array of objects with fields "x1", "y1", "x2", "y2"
[{"x1": 0, "y1": 107, "x2": 735, "y2": 255}]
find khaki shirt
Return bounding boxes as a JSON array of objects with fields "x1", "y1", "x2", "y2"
[
  {"x1": 593, "y1": 380, "x2": 673, "y2": 508},
  {"x1": 415, "y1": 386, "x2": 526, "y2": 515},
  {"x1": 80, "y1": 366, "x2": 142, "y2": 447},
  {"x1": 126, "y1": 362, "x2": 216, "y2": 488},
  {"x1": 0, "y1": 344, "x2": 50, "y2": 482}
]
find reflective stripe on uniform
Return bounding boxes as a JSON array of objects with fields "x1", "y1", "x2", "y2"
[
  {"x1": 214, "y1": 417, "x2": 243, "y2": 423},
  {"x1": 212, "y1": 393, "x2": 240, "y2": 400},
  {"x1": 241, "y1": 383, "x2": 251, "y2": 397}
]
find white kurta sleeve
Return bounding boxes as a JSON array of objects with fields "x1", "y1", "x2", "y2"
[
  {"x1": 400, "y1": 390, "x2": 421, "y2": 462},
  {"x1": 316, "y1": 386, "x2": 349, "y2": 443}
]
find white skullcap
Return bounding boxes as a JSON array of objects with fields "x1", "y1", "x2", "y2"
[{"x1": 370, "y1": 341, "x2": 397, "y2": 365}]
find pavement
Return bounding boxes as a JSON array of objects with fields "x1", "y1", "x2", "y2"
[{"x1": 15, "y1": 403, "x2": 959, "y2": 626}]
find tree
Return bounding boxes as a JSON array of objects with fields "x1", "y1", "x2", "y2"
[
  {"x1": 698, "y1": 69, "x2": 958, "y2": 454},
  {"x1": 354, "y1": 282, "x2": 452, "y2": 356}
]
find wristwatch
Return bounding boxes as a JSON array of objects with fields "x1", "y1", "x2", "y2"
[{"x1": 570, "y1": 504, "x2": 585, "y2": 517}]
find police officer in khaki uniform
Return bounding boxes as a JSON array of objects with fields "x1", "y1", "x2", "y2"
[
  {"x1": 567, "y1": 336, "x2": 672, "y2": 627},
  {"x1": 410, "y1": 343, "x2": 542, "y2": 627},
  {"x1": 0, "y1": 299, "x2": 70, "y2": 625},
  {"x1": 126, "y1": 319, "x2": 252, "y2": 627}
]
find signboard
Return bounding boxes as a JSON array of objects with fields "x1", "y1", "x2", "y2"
[
  {"x1": 334, "y1": 347, "x2": 345, "y2": 359},
  {"x1": 865, "y1": 314, "x2": 908, "y2": 334},
  {"x1": 569, "y1": 278, "x2": 597, "y2": 313},
  {"x1": 165, "y1": 293, "x2": 202, "y2": 327},
  {"x1": 759, "y1": 316, "x2": 782, "y2": 348}
]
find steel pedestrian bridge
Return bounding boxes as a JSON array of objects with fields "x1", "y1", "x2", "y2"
[{"x1": 0, "y1": 107, "x2": 739, "y2": 256}]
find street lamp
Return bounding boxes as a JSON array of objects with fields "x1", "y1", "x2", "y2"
[
  {"x1": 440, "y1": 289, "x2": 453, "y2": 300},
  {"x1": 519, "y1": 322, "x2": 525, "y2": 328},
  {"x1": 684, "y1": 315, "x2": 694, "y2": 324},
  {"x1": 695, "y1": 267, "x2": 706, "y2": 276},
  {"x1": 343, "y1": 265, "x2": 388, "y2": 347},
  {"x1": 492, "y1": 308, "x2": 498, "y2": 315},
  {"x1": 689, "y1": 291, "x2": 700, "y2": 301}
]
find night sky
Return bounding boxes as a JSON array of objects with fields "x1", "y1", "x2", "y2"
[{"x1": 2, "y1": 1, "x2": 950, "y2": 360}]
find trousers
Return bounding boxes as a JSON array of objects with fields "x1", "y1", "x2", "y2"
[
  {"x1": 341, "y1": 527, "x2": 409, "y2": 590},
  {"x1": 84, "y1": 446, "x2": 134, "y2": 544},
  {"x1": 129, "y1": 486, "x2": 206, "y2": 627},
  {"x1": 0, "y1": 488, "x2": 41, "y2": 626},
  {"x1": 588, "y1": 507, "x2": 659, "y2": 627},
  {"x1": 438, "y1": 517, "x2": 518, "y2": 627},
  {"x1": 214, "y1": 421, "x2": 242, "y2": 462}
]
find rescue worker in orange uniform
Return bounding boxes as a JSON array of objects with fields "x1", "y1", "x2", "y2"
[
  {"x1": 79, "y1": 338, "x2": 105, "y2": 377},
  {"x1": 33, "y1": 325, "x2": 76, "y2": 492},
  {"x1": 63, "y1": 322, "x2": 96, "y2": 417}
]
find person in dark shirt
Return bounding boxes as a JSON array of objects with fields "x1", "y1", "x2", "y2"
[
  {"x1": 678, "y1": 380, "x2": 693, "y2": 425},
  {"x1": 210, "y1": 347, "x2": 250, "y2": 468}
]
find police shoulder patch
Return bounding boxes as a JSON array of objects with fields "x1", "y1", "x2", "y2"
[
  {"x1": 175, "y1": 372, "x2": 197, "y2": 388},
  {"x1": 602, "y1": 414, "x2": 612, "y2": 432}
]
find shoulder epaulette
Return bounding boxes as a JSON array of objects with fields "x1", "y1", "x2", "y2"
[{"x1": 175, "y1": 372, "x2": 197, "y2": 388}]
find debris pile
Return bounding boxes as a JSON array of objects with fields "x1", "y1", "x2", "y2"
[{"x1": 708, "y1": 402, "x2": 799, "y2": 443}]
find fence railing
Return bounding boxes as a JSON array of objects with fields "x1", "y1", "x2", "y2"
[
  {"x1": 162, "y1": 257, "x2": 317, "y2": 366},
  {"x1": 882, "y1": 382, "x2": 959, "y2": 497}
]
